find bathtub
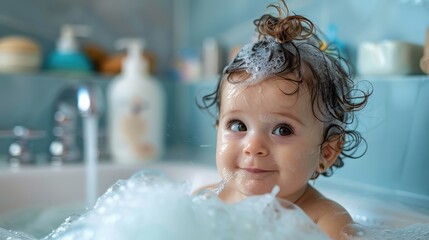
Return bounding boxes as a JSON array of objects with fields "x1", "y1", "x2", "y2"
[{"x1": 0, "y1": 160, "x2": 428, "y2": 238}]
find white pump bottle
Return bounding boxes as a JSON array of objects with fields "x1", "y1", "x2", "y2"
[{"x1": 107, "y1": 39, "x2": 165, "y2": 163}]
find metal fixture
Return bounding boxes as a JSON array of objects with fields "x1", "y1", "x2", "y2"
[
  {"x1": 0, "y1": 126, "x2": 45, "y2": 166},
  {"x1": 49, "y1": 84, "x2": 102, "y2": 165}
]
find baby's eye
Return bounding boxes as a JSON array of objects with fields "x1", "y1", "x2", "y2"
[
  {"x1": 228, "y1": 120, "x2": 247, "y2": 132},
  {"x1": 272, "y1": 124, "x2": 293, "y2": 136}
]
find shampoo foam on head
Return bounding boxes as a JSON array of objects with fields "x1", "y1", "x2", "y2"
[{"x1": 107, "y1": 38, "x2": 165, "y2": 164}]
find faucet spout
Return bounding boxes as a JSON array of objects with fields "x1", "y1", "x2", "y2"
[{"x1": 77, "y1": 84, "x2": 102, "y2": 118}]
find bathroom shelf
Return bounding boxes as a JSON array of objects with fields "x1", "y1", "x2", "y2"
[
  {"x1": 0, "y1": 71, "x2": 113, "y2": 80},
  {"x1": 357, "y1": 74, "x2": 429, "y2": 82}
]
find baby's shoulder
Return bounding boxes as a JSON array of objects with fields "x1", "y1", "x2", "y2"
[
  {"x1": 315, "y1": 196, "x2": 348, "y2": 214},
  {"x1": 303, "y1": 187, "x2": 353, "y2": 239},
  {"x1": 303, "y1": 187, "x2": 351, "y2": 222}
]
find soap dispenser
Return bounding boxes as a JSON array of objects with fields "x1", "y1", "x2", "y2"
[
  {"x1": 46, "y1": 24, "x2": 92, "y2": 74},
  {"x1": 107, "y1": 38, "x2": 165, "y2": 164}
]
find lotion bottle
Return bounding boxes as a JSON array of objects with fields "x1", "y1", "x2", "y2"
[{"x1": 108, "y1": 39, "x2": 165, "y2": 163}]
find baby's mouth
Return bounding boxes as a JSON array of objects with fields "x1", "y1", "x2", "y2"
[{"x1": 241, "y1": 168, "x2": 277, "y2": 174}]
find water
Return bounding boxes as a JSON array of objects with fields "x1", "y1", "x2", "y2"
[
  {"x1": 82, "y1": 116, "x2": 98, "y2": 208},
  {"x1": 1, "y1": 170, "x2": 429, "y2": 240},
  {"x1": 344, "y1": 223, "x2": 429, "y2": 240}
]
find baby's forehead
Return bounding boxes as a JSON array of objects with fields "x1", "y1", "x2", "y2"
[
  {"x1": 220, "y1": 77, "x2": 312, "y2": 111},
  {"x1": 222, "y1": 74, "x2": 309, "y2": 98}
]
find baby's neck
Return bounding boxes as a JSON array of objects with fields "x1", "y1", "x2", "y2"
[
  {"x1": 292, "y1": 184, "x2": 313, "y2": 205},
  {"x1": 217, "y1": 184, "x2": 245, "y2": 203},
  {"x1": 218, "y1": 183, "x2": 311, "y2": 204}
]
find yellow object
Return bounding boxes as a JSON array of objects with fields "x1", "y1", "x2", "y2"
[
  {"x1": 0, "y1": 36, "x2": 42, "y2": 72},
  {"x1": 420, "y1": 27, "x2": 429, "y2": 75},
  {"x1": 320, "y1": 41, "x2": 328, "y2": 51}
]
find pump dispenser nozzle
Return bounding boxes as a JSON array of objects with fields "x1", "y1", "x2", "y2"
[
  {"x1": 116, "y1": 38, "x2": 148, "y2": 77},
  {"x1": 57, "y1": 24, "x2": 91, "y2": 53}
]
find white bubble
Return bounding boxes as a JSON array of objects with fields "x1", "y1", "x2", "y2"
[
  {"x1": 39, "y1": 171, "x2": 329, "y2": 240},
  {"x1": 2, "y1": 170, "x2": 428, "y2": 240}
]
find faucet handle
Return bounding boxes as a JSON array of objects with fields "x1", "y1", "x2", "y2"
[
  {"x1": 0, "y1": 126, "x2": 46, "y2": 166},
  {"x1": 8, "y1": 139, "x2": 33, "y2": 166},
  {"x1": 48, "y1": 138, "x2": 81, "y2": 165}
]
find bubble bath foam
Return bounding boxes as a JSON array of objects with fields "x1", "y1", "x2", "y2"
[{"x1": 1, "y1": 170, "x2": 428, "y2": 240}]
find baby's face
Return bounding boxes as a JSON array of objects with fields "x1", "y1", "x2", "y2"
[{"x1": 216, "y1": 76, "x2": 324, "y2": 203}]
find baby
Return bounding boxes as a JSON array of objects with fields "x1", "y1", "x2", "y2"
[{"x1": 199, "y1": 1, "x2": 370, "y2": 239}]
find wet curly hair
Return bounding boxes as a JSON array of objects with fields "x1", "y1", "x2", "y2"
[{"x1": 199, "y1": 0, "x2": 371, "y2": 178}]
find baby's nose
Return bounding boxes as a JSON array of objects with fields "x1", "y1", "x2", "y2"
[{"x1": 243, "y1": 134, "x2": 269, "y2": 157}]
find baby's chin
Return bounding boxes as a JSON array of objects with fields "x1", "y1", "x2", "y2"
[{"x1": 234, "y1": 179, "x2": 277, "y2": 197}]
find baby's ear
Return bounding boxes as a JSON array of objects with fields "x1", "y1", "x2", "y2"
[{"x1": 320, "y1": 134, "x2": 343, "y2": 170}]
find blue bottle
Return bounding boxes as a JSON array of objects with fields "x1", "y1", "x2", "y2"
[{"x1": 46, "y1": 24, "x2": 92, "y2": 74}]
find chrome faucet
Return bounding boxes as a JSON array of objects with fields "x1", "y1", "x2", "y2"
[
  {"x1": 49, "y1": 83, "x2": 103, "y2": 165},
  {"x1": 50, "y1": 83, "x2": 103, "y2": 207}
]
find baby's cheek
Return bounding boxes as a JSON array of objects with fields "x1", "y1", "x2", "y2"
[
  {"x1": 283, "y1": 160, "x2": 297, "y2": 173},
  {"x1": 217, "y1": 130, "x2": 242, "y2": 154},
  {"x1": 284, "y1": 150, "x2": 319, "y2": 174},
  {"x1": 217, "y1": 142, "x2": 229, "y2": 157},
  {"x1": 216, "y1": 133, "x2": 237, "y2": 164},
  {"x1": 221, "y1": 130, "x2": 242, "y2": 140}
]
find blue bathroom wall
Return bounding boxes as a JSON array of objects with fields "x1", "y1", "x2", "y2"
[
  {"x1": 0, "y1": 73, "x2": 111, "y2": 161},
  {"x1": 165, "y1": 81, "x2": 217, "y2": 152},
  {"x1": 333, "y1": 76, "x2": 429, "y2": 196},
  {"x1": 187, "y1": 0, "x2": 429, "y2": 67}
]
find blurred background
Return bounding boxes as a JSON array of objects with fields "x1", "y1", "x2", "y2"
[{"x1": 0, "y1": 0, "x2": 428, "y2": 193}]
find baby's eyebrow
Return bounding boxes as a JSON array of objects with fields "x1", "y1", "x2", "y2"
[
  {"x1": 219, "y1": 109, "x2": 241, "y2": 120},
  {"x1": 261, "y1": 112, "x2": 305, "y2": 127}
]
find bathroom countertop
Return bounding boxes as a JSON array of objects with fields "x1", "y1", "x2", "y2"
[{"x1": 0, "y1": 146, "x2": 216, "y2": 172}]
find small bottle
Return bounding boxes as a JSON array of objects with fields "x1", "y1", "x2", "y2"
[
  {"x1": 46, "y1": 24, "x2": 92, "y2": 74},
  {"x1": 201, "y1": 37, "x2": 221, "y2": 81},
  {"x1": 107, "y1": 38, "x2": 165, "y2": 164},
  {"x1": 420, "y1": 27, "x2": 429, "y2": 75}
]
